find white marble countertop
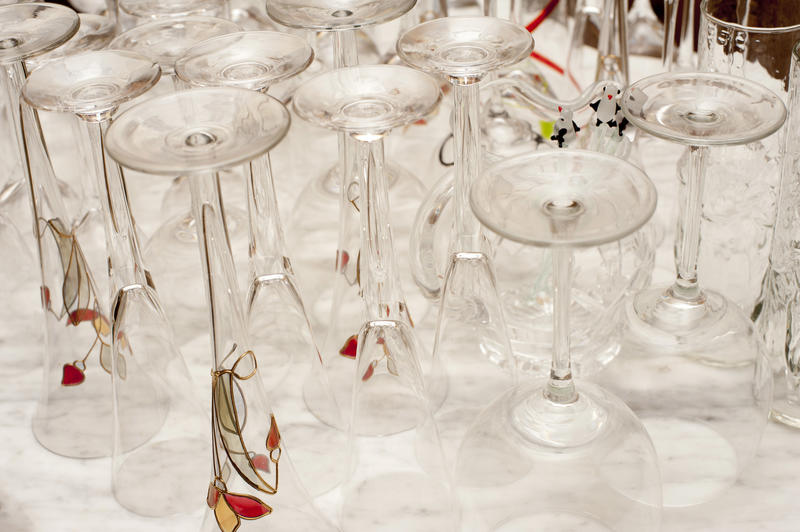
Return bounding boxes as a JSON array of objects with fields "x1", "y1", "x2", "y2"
[{"x1": 1, "y1": 17, "x2": 799, "y2": 532}]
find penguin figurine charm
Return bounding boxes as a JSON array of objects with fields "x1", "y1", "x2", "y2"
[
  {"x1": 589, "y1": 83, "x2": 621, "y2": 128},
  {"x1": 550, "y1": 106, "x2": 580, "y2": 148}
]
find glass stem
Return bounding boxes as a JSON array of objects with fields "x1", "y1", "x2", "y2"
[
  {"x1": 5, "y1": 61, "x2": 69, "y2": 224},
  {"x1": 333, "y1": 30, "x2": 358, "y2": 69},
  {"x1": 353, "y1": 133, "x2": 404, "y2": 322},
  {"x1": 245, "y1": 153, "x2": 287, "y2": 280},
  {"x1": 85, "y1": 119, "x2": 148, "y2": 292},
  {"x1": 105, "y1": 0, "x2": 119, "y2": 33},
  {"x1": 547, "y1": 247, "x2": 577, "y2": 404},
  {"x1": 484, "y1": 0, "x2": 515, "y2": 22},
  {"x1": 189, "y1": 171, "x2": 248, "y2": 370},
  {"x1": 452, "y1": 79, "x2": 483, "y2": 253},
  {"x1": 333, "y1": 30, "x2": 360, "y2": 275},
  {"x1": 671, "y1": 145, "x2": 706, "y2": 301}
]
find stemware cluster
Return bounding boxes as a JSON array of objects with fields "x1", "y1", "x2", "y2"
[{"x1": 1, "y1": 0, "x2": 797, "y2": 531}]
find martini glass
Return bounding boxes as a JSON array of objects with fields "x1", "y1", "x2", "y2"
[
  {"x1": 457, "y1": 149, "x2": 661, "y2": 532},
  {"x1": 105, "y1": 87, "x2": 338, "y2": 532},
  {"x1": 293, "y1": 64, "x2": 455, "y2": 532},
  {"x1": 601, "y1": 71, "x2": 783, "y2": 507},
  {"x1": 397, "y1": 15, "x2": 531, "y2": 463},
  {"x1": 175, "y1": 30, "x2": 346, "y2": 496},
  {"x1": 22, "y1": 49, "x2": 209, "y2": 517},
  {"x1": 110, "y1": 16, "x2": 243, "y2": 346},
  {"x1": 266, "y1": 0, "x2": 426, "y2": 357}
]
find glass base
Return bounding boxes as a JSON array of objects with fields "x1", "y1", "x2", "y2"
[
  {"x1": 626, "y1": 285, "x2": 752, "y2": 360},
  {"x1": 510, "y1": 384, "x2": 609, "y2": 448},
  {"x1": 771, "y1": 394, "x2": 800, "y2": 429},
  {"x1": 454, "y1": 382, "x2": 662, "y2": 531}
]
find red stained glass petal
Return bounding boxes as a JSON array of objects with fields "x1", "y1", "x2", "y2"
[
  {"x1": 336, "y1": 249, "x2": 350, "y2": 272},
  {"x1": 362, "y1": 361, "x2": 376, "y2": 382},
  {"x1": 41, "y1": 286, "x2": 51, "y2": 308},
  {"x1": 266, "y1": 415, "x2": 281, "y2": 451},
  {"x1": 67, "y1": 308, "x2": 98, "y2": 326},
  {"x1": 252, "y1": 453, "x2": 270, "y2": 472},
  {"x1": 61, "y1": 363, "x2": 85, "y2": 386},
  {"x1": 339, "y1": 334, "x2": 358, "y2": 358},
  {"x1": 223, "y1": 493, "x2": 272, "y2": 519},
  {"x1": 207, "y1": 483, "x2": 219, "y2": 508}
]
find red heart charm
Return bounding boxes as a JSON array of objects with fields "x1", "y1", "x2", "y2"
[{"x1": 61, "y1": 363, "x2": 85, "y2": 386}]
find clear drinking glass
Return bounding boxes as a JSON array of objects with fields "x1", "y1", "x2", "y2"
[
  {"x1": 175, "y1": 30, "x2": 347, "y2": 495},
  {"x1": 456, "y1": 149, "x2": 661, "y2": 532},
  {"x1": 119, "y1": 0, "x2": 229, "y2": 25},
  {"x1": 105, "y1": 86, "x2": 339, "y2": 532},
  {"x1": 697, "y1": 0, "x2": 800, "y2": 313},
  {"x1": 22, "y1": 49, "x2": 210, "y2": 517},
  {"x1": 755, "y1": 41, "x2": 800, "y2": 428},
  {"x1": 604, "y1": 71, "x2": 783, "y2": 507},
  {"x1": 109, "y1": 15, "x2": 243, "y2": 346},
  {"x1": 293, "y1": 64, "x2": 456, "y2": 532},
  {"x1": 397, "y1": 15, "x2": 532, "y2": 465},
  {"x1": 266, "y1": 0, "x2": 428, "y2": 432},
  {"x1": 0, "y1": 3, "x2": 128, "y2": 459},
  {"x1": 409, "y1": 77, "x2": 657, "y2": 376}
]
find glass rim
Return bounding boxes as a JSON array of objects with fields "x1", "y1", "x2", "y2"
[{"x1": 700, "y1": 0, "x2": 800, "y2": 34}]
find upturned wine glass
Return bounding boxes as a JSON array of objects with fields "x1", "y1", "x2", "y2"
[
  {"x1": 119, "y1": 0, "x2": 229, "y2": 25},
  {"x1": 293, "y1": 64, "x2": 456, "y2": 532},
  {"x1": 599, "y1": 71, "x2": 784, "y2": 507},
  {"x1": 0, "y1": 2, "x2": 76, "y2": 377},
  {"x1": 0, "y1": 3, "x2": 133, "y2": 460},
  {"x1": 22, "y1": 49, "x2": 210, "y2": 517},
  {"x1": 105, "y1": 86, "x2": 339, "y2": 532},
  {"x1": 109, "y1": 15, "x2": 243, "y2": 346},
  {"x1": 397, "y1": 15, "x2": 532, "y2": 463},
  {"x1": 266, "y1": 0, "x2": 428, "y2": 367},
  {"x1": 175, "y1": 30, "x2": 346, "y2": 496},
  {"x1": 457, "y1": 149, "x2": 661, "y2": 532}
]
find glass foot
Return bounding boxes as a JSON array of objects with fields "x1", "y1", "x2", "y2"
[
  {"x1": 626, "y1": 285, "x2": 752, "y2": 359},
  {"x1": 771, "y1": 394, "x2": 800, "y2": 428},
  {"x1": 511, "y1": 384, "x2": 608, "y2": 448},
  {"x1": 455, "y1": 383, "x2": 661, "y2": 531}
]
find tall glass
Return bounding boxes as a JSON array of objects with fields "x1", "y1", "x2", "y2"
[
  {"x1": 697, "y1": 0, "x2": 800, "y2": 313},
  {"x1": 756, "y1": 41, "x2": 800, "y2": 428},
  {"x1": 105, "y1": 87, "x2": 338, "y2": 532}
]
